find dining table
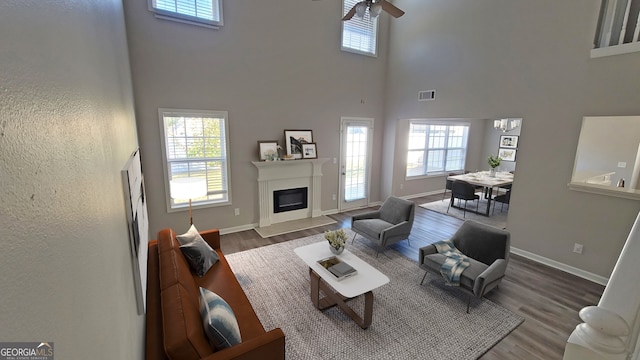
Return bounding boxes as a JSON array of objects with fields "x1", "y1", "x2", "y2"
[{"x1": 447, "y1": 171, "x2": 514, "y2": 216}]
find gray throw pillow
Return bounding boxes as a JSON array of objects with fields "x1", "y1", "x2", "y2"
[{"x1": 177, "y1": 225, "x2": 219, "y2": 277}]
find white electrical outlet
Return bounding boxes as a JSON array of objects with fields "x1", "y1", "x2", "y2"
[
  {"x1": 332, "y1": 194, "x2": 337, "y2": 201},
  {"x1": 573, "y1": 243, "x2": 584, "y2": 254},
  {"x1": 618, "y1": 162, "x2": 627, "y2": 168},
  {"x1": 234, "y1": 208, "x2": 240, "y2": 216},
  {"x1": 400, "y1": 183, "x2": 404, "y2": 190}
]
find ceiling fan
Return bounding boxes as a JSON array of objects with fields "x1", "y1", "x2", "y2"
[{"x1": 342, "y1": 0, "x2": 405, "y2": 21}]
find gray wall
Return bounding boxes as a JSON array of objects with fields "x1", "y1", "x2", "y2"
[
  {"x1": 384, "y1": 0, "x2": 640, "y2": 278},
  {"x1": 0, "y1": 1, "x2": 144, "y2": 358},
  {"x1": 123, "y1": 0, "x2": 390, "y2": 236}
]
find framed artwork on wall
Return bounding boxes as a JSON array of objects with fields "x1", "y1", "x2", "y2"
[
  {"x1": 284, "y1": 130, "x2": 313, "y2": 159},
  {"x1": 302, "y1": 143, "x2": 318, "y2": 159},
  {"x1": 122, "y1": 148, "x2": 149, "y2": 315},
  {"x1": 498, "y1": 148, "x2": 517, "y2": 162},
  {"x1": 499, "y1": 135, "x2": 518, "y2": 149},
  {"x1": 257, "y1": 141, "x2": 279, "y2": 161}
]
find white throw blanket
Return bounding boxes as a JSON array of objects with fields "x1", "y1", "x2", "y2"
[{"x1": 433, "y1": 240, "x2": 470, "y2": 286}]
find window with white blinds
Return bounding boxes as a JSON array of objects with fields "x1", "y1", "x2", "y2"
[
  {"x1": 149, "y1": 0, "x2": 223, "y2": 28},
  {"x1": 592, "y1": 0, "x2": 640, "y2": 57},
  {"x1": 406, "y1": 121, "x2": 470, "y2": 177},
  {"x1": 159, "y1": 109, "x2": 231, "y2": 211},
  {"x1": 341, "y1": 0, "x2": 378, "y2": 56}
]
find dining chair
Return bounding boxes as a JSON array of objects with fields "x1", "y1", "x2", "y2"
[
  {"x1": 493, "y1": 190, "x2": 511, "y2": 214},
  {"x1": 441, "y1": 173, "x2": 457, "y2": 201},
  {"x1": 447, "y1": 180, "x2": 479, "y2": 218}
]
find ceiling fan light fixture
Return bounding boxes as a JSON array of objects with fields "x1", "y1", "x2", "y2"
[
  {"x1": 370, "y1": 3, "x2": 382, "y2": 17},
  {"x1": 355, "y1": 2, "x2": 367, "y2": 18}
]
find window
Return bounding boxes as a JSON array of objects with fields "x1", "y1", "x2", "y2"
[
  {"x1": 341, "y1": 0, "x2": 378, "y2": 56},
  {"x1": 406, "y1": 121, "x2": 470, "y2": 177},
  {"x1": 149, "y1": 0, "x2": 223, "y2": 28},
  {"x1": 159, "y1": 109, "x2": 231, "y2": 211},
  {"x1": 592, "y1": 0, "x2": 640, "y2": 57}
]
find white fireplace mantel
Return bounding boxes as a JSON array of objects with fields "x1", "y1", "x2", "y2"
[{"x1": 251, "y1": 158, "x2": 329, "y2": 227}]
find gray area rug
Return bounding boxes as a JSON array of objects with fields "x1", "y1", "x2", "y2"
[
  {"x1": 420, "y1": 196, "x2": 508, "y2": 230},
  {"x1": 226, "y1": 230, "x2": 523, "y2": 359}
]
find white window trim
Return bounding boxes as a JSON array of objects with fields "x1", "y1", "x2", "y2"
[
  {"x1": 406, "y1": 120, "x2": 471, "y2": 179},
  {"x1": 148, "y1": 0, "x2": 223, "y2": 29},
  {"x1": 158, "y1": 108, "x2": 232, "y2": 213}
]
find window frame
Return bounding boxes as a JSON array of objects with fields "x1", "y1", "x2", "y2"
[
  {"x1": 591, "y1": 0, "x2": 640, "y2": 58},
  {"x1": 341, "y1": 0, "x2": 379, "y2": 57},
  {"x1": 158, "y1": 108, "x2": 232, "y2": 212},
  {"x1": 406, "y1": 120, "x2": 470, "y2": 179},
  {"x1": 148, "y1": 0, "x2": 223, "y2": 29}
]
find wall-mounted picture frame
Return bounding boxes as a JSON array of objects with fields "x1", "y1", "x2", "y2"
[
  {"x1": 302, "y1": 143, "x2": 318, "y2": 159},
  {"x1": 284, "y1": 130, "x2": 313, "y2": 159},
  {"x1": 258, "y1": 141, "x2": 279, "y2": 161},
  {"x1": 499, "y1": 135, "x2": 518, "y2": 149},
  {"x1": 498, "y1": 148, "x2": 517, "y2": 162}
]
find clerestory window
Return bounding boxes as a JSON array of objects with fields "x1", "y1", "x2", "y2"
[
  {"x1": 341, "y1": 0, "x2": 378, "y2": 56},
  {"x1": 592, "y1": 0, "x2": 640, "y2": 57},
  {"x1": 148, "y1": 0, "x2": 223, "y2": 28}
]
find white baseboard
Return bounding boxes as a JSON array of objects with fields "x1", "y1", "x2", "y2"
[
  {"x1": 401, "y1": 190, "x2": 442, "y2": 200},
  {"x1": 510, "y1": 247, "x2": 608, "y2": 286},
  {"x1": 219, "y1": 223, "x2": 257, "y2": 235}
]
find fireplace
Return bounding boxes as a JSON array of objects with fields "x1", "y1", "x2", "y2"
[
  {"x1": 252, "y1": 158, "x2": 328, "y2": 227},
  {"x1": 273, "y1": 187, "x2": 308, "y2": 213}
]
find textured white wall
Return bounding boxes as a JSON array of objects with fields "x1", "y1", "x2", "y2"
[
  {"x1": 384, "y1": 0, "x2": 640, "y2": 278},
  {"x1": 0, "y1": 1, "x2": 144, "y2": 358}
]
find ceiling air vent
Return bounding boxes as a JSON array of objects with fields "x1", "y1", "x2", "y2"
[{"x1": 418, "y1": 90, "x2": 436, "y2": 101}]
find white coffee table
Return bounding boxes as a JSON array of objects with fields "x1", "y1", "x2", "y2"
[{"x1": 294, "y1": 241, "x2": 390, "y2": 329}]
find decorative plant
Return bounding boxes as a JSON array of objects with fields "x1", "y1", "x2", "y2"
[
  {"x1": 324, "y1": 229, "x2": 348, "y2": 250},
  {"x1": 488, "y1": 154, "x2": 501, "y2": 169}
]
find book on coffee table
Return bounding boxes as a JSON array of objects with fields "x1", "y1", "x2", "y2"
[{"x1": 317, "y1": 256, "x2": 357, "y2": 280}]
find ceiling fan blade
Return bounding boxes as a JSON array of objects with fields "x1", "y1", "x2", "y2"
[
  {"x1": 380, "y1": 0, "x2": 405, "y2": 18},
  {"x1": 342, "y1": 4, "x2": 357, "y2": 21}
]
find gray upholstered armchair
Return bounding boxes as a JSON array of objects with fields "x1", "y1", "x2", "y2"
[
  {"x1": 418, "y1": 220, "x2": 510, "y2": 312},
  {"x1": 351, "y1": 196, "x2": 415, "y2": 256}
]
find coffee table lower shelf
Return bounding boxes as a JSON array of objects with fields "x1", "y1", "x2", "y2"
[{"x1": 309, "y1": 268, "x2": 374, "y2": 329}]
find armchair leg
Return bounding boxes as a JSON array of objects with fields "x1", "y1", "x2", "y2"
[
  {"x1": 420, "y1": 271, "x2": 428, "y2": 285},
  {"x1": 467, "y1": 295, "x2": 471, "y2": 314},
  {"x1": 351, "y1": 233, "x2": 357, "y2": 244}
]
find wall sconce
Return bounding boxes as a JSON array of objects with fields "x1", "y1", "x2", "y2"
[
  {"x1": 494, "y1": 118, "x2": 521, "y2": 132},
  {"x1": 170, "y1": 177, "x2": 207, "y2": 225}
]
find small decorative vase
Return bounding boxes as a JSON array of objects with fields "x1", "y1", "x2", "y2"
[
  {"x1": 330, "y1": 246, "x2": 344, "y2": 255},
  {"x1": 489, "y1": 168, "x2": 496, "y2": 177}
]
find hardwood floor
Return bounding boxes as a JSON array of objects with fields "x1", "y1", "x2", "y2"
[{"x1": 220, "y1": 194, "x2": 605, "y2": 359}]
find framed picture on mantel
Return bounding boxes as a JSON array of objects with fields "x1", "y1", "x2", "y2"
[
  {"x1": 302, "y1": 143, "x2": 317, "y2": 159},
  {"x1": 284, "y1": 130, "x2": 313, "y2": 159},
  {"x1": 258, "y1": 141, "x2": 279, "y2": 161}
]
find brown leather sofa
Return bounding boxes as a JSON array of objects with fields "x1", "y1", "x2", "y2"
[{"x1": 146, "y1": 228, "x2": 285, "y2": 360}]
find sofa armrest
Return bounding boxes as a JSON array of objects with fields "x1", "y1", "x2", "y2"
[
  {"x1": 202, "y1": 328, "x2": 285, "y2": 360},
  {"x1": 473, "y1": 259, "x2": 507, "y2": 297},
  {"x1": 200, "y1": 229, "x2": 221, "y2": 250}
]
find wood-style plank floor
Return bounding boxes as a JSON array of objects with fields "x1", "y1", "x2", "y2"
[{"x1": 220, "y1": 194, "x2": 605, "y2": 359}]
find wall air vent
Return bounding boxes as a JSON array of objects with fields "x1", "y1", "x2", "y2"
[{"x1": 418, "y1": 90, "x2": 436, "y2": 101}]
